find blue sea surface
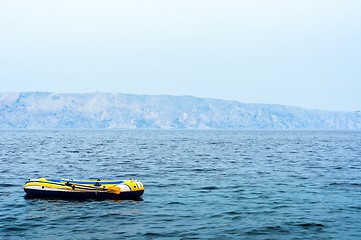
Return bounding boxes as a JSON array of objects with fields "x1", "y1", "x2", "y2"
[{"x1": 1, "y1": 130, "x2": 361, "y2": 239}]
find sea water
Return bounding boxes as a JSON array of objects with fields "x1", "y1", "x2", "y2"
[{"x1": 1, "y1": 130, "x2": 361, "y2": 239}]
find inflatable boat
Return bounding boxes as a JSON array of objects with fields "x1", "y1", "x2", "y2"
[{"x1": 24, "y1": 178, "x2": 144, "y2": 200}]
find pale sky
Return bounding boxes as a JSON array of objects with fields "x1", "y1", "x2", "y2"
[{"x1": 0, "y1": 0, "x2": 360, "y2": 111}]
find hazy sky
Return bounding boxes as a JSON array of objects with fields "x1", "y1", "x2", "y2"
[{"x1": 1, "y1": 1, "x2": 360, "y2": 111}]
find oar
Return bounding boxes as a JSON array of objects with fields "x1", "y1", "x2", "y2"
[
  {"x1": 28, "y1": 179, "x2": 121, "y2": 194},
  {"x1": 63, "y1": 180, "x2": 121, "y2": 194},
  {"x1": 70, "y1": 183, "x2": 121, "y2": 194}
]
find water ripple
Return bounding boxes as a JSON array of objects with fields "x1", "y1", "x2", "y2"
[{"x1": 0, "y1": 130, "x2": 360, "y2": 239}]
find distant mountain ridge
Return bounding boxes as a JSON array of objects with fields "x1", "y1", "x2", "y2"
[{"x1": 0, "y1": 92, "x2": 360, "y2": 129}]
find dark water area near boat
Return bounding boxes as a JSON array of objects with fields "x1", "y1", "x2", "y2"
[{"x1": 1, "y1": 130, "x2": 361, "y2": 239}]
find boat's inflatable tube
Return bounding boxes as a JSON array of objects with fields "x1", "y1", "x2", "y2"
[{"x1": 24, "y1": 178, "x2": 144, "y2": 200}]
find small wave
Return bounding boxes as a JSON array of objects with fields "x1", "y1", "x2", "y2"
[
  {"x1": 0, "y1": 193, "x2": 12, "y2": 197},
  {"x1": 67, "y1": 150, "x2": 80, "y2": 153},
  {"x1": 198, "y1": 186, "x2": 219, "y2": 190},
  {"x1": 329, "y1": 182, "x2": 361, "y2": 187},
  {"x1": 143, "y1": 232, "x2": 160, "y2": 237},
  {"x1": 192, "y1": 168, "x2": 218, "y2": 172},
  {"x1": 232, "y1": 188, "x2": 244, "y2": 193},
  {"x1": 194, "y1": 154, "x2": 210, "y2": 157},
  {"x1": 143, "y1": 232, "x2": 176, "y2": 238},
  {"x1": 245, "y1": 225, "x2": 289, "y2": 236},
  {"x1": 209, "y1": 213, "x2": 223, "y2": 219},
  {"x1": 349, "y1": 183, "x2": 361, "y2": 187},
  {"x1": 224, "y1": 210, "x2": 241, "y2": 215},
  {"x1": 350, "y1": 205, "x2": 361, "y2": 210},
  {"x1": 4, "y1": 225, "x2": 28, "y2": 232},
  {"x1": 0, "y1": 183, "x2": 17, "y2": 187},
  {"x1": 151, "y1": 183, "x2": 178, "y2": 188},
  {"x1": 167, "y1": 201, "x2": 185, "y2": 205},
  {"x1": 297, "y1": 223, "x2": 324, "y2": 229}
]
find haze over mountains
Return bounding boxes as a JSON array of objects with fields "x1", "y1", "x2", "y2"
[{"x1": 0, "y1": 92, "x2": 360, "y2": 130}]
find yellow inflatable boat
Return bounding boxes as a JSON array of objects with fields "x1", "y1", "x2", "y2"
[{"x1": 24, "y1": 178, "x2": 144, "y2": 200}]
